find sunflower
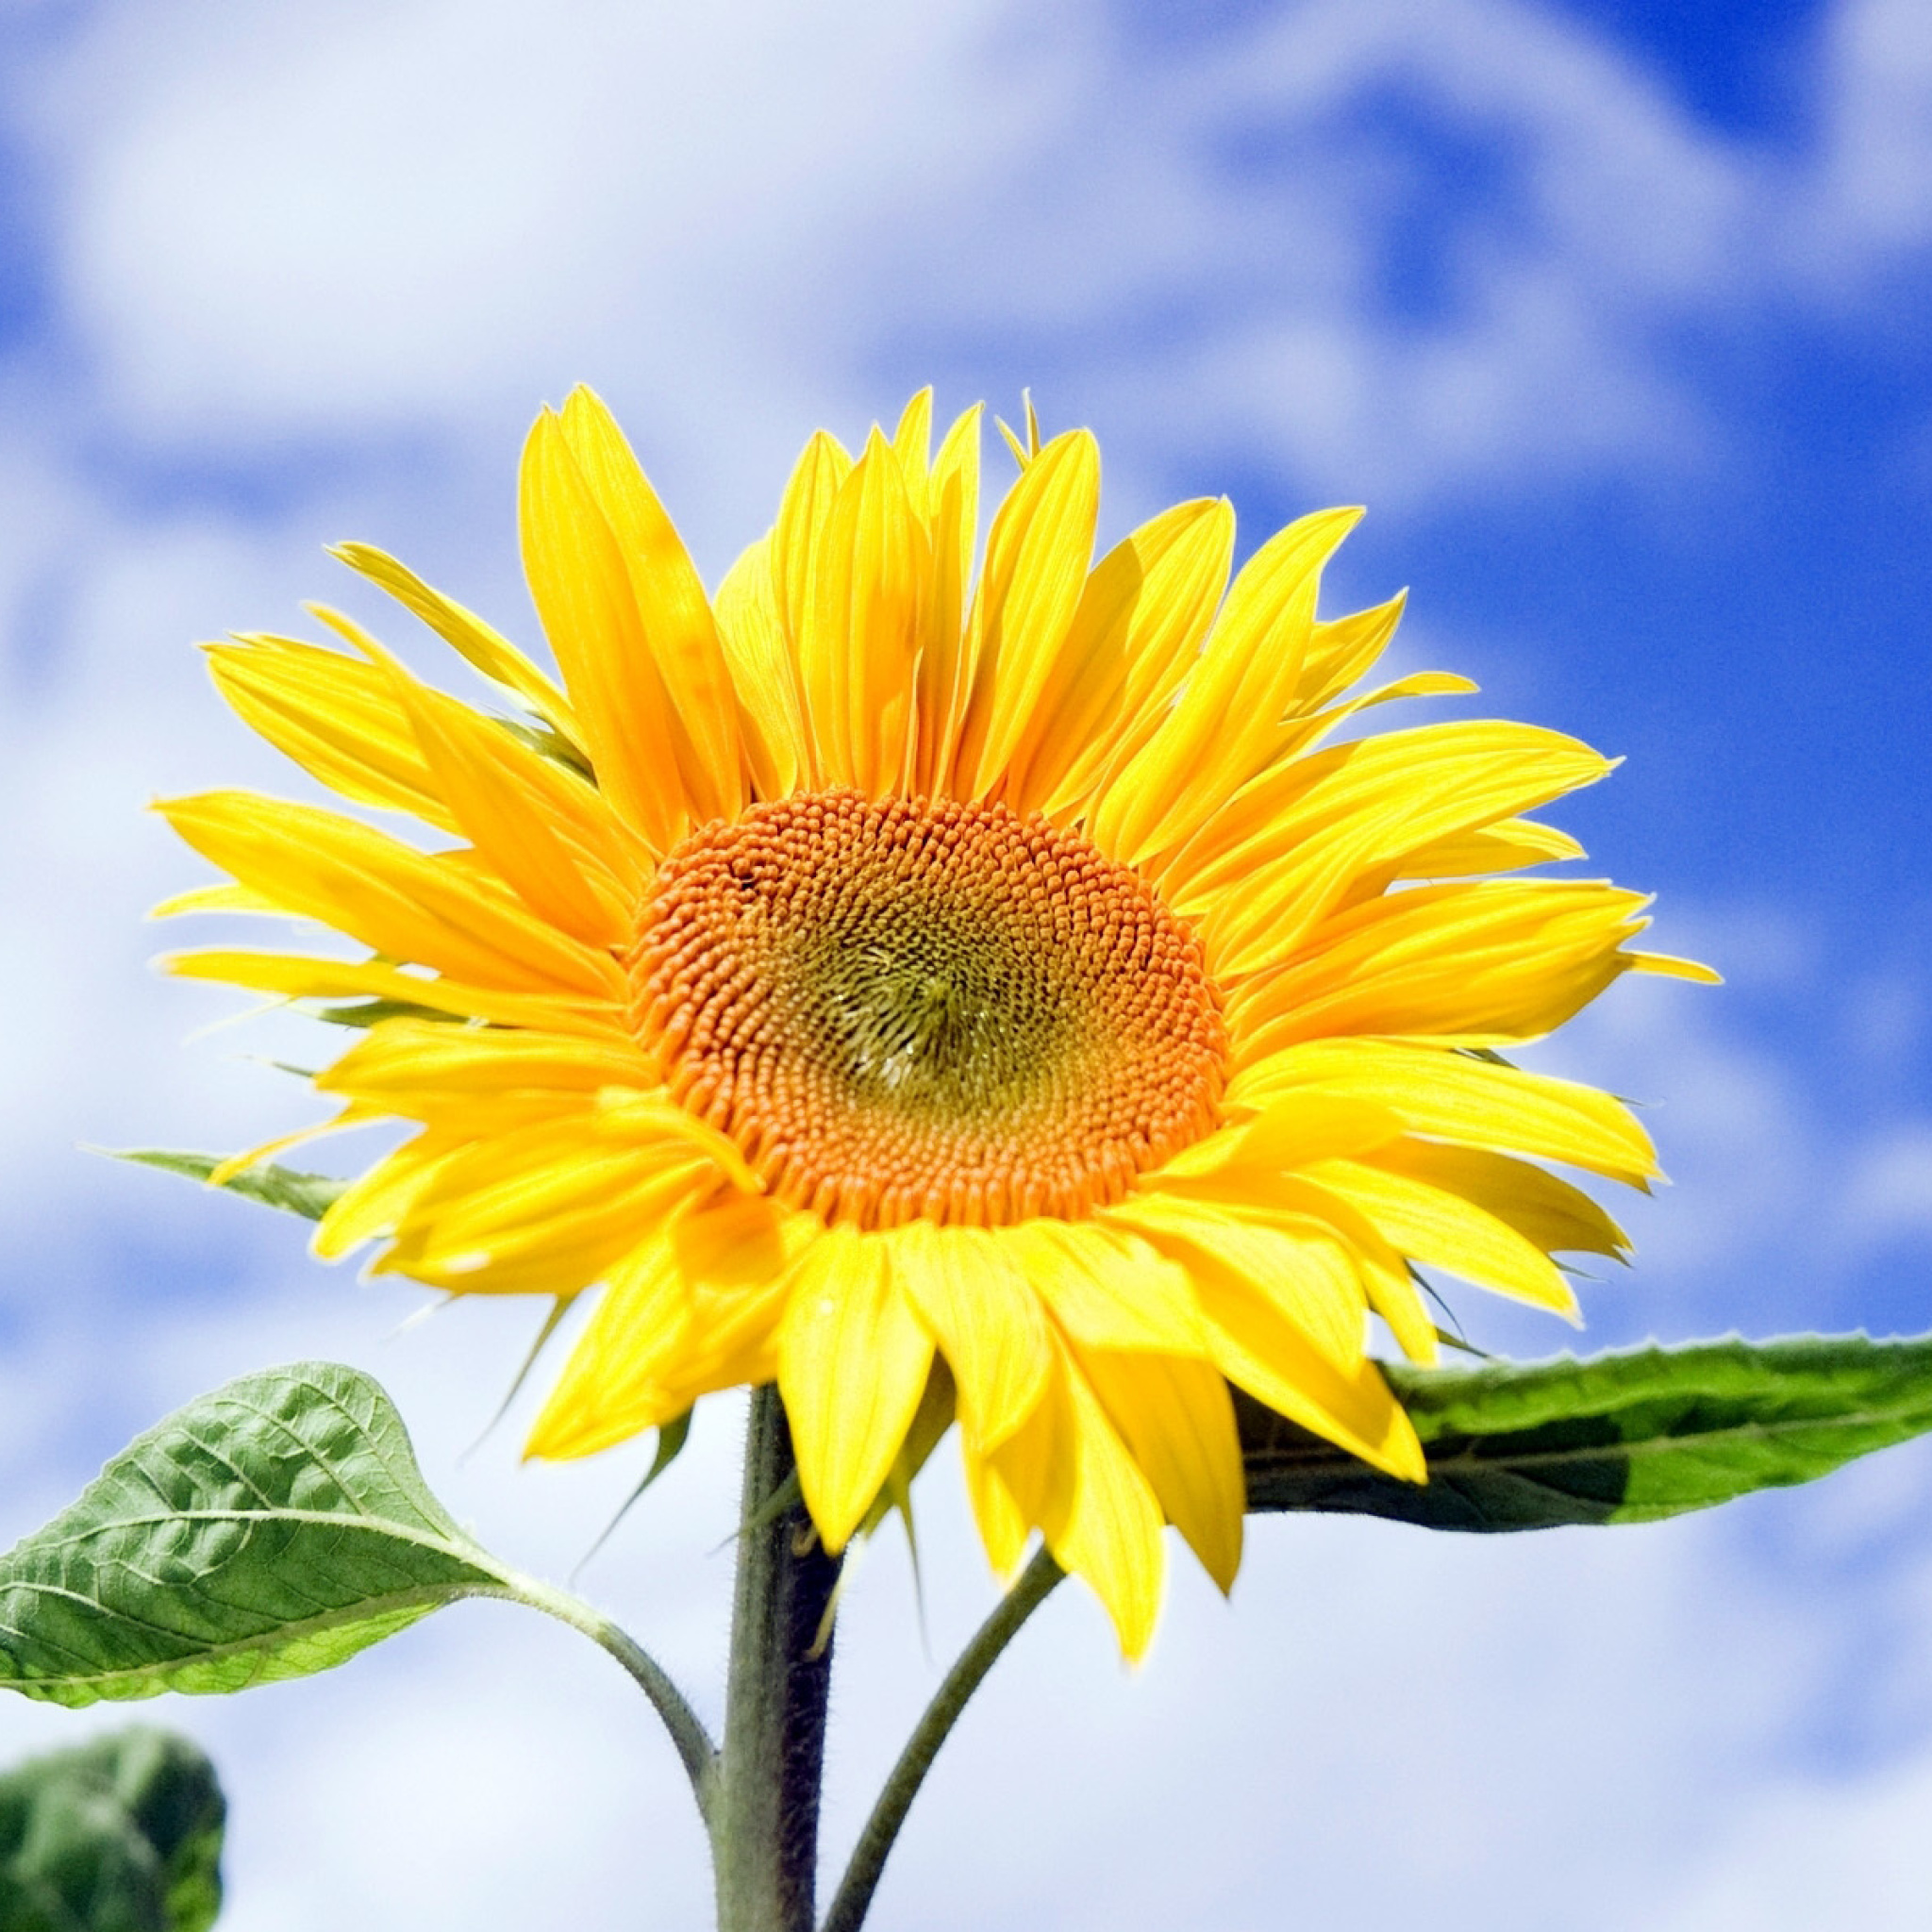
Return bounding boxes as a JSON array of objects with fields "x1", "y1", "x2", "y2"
[{"x1": 158, "y1": 387, "x2": 1711, "y2": 1656}]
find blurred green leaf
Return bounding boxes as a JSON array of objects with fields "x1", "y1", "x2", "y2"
[
  {"x1": 0, "y1": 1727, "x2": 225, "y2": 1932},
  {"x1": 1241, "y1": 1333, "x2": 1932, "y2": 1529},
  {"x1": 0, "y1": 1363, "x2": 516, "y2": 1707},
  {"x1": 110, "y1": 1153, "x2": 345, "y2": 1223}
]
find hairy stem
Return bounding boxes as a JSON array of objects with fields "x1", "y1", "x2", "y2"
[
  {"x1": 500, "y1": 1573, "x2": 717, "y2": 1813},
  {"x1": 712, "y1": 1387, "x2": 841, "y2": 1932},
  {"x1": 821, "y1": 1545, "x2": 1064, "y2": 1932}
]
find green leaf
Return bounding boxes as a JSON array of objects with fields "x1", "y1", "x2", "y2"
[
  {"x1": 0, "y1": 1727, "x2": 225, "y2": 1932},
  {"x1": 1240, "y1": 1333, "x2": 1932, "y2": 1530},
  {"x1": 110, "y1": 1152, "x2": 346, "y2": 1224},
  {"x1": 0, "y1": 1363, "x2": 517, "y2": 1707}
]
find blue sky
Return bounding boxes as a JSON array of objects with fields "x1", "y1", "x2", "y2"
[{"x1": 2, "y1": 1, "x2": 1931, "y2": 1926}]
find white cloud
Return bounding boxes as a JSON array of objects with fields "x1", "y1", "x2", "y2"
[{"x1": 1809, "y1": 0, "x2": 1932, "y2": 260}]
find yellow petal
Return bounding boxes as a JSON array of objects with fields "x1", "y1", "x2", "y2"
[
  {"x1": 160, "y1": 947, "x2": 624, "y2": 1037},
  {"x1": 1091, "y1": 506, "x2": 1361, "y2": 866},
  {"x1": 799, "y1": 429, "x2": 927, "y2": 795},
  {"x1": 772, "y1": 429, "x2": 854, "y2": 783},
  {"x1": 1079, "y1": 1348, "x2": 1244, "y2": 1593},
  {"x1": 1391, "y1": 816, "x2": 1586, "y2": 879},
  {"x1": 891, "y1": 387, "x2": 935, "y2": 513},
  {"x1": 157, "y1": 791, "x2": 625, "y2": 1000},
  {"x1": 1367, "y1": 1139, "x2": 1630, "y2": 1260},
  {"x1": 1298, "y1": 1155, "x2": 1583, "y2": 1320},
  {"x1": 558, "y1": 387, "x2": 744, "y2": 822},
  {"x1": 1155, "y1": 1091, "x2": 1404, "y2": 1184},
  {"x1": 998, "y1": 1220, "x2": 1209, "y2": 1355},
  {"x1": 713, "y1": 538, "x2": 808, "y2": 798},
  {"x1": 205, "y1": 635, "x2": 454, "y2": 829},
  {"x1": 1295, "y1": 591, "x2": 1407, "y2": 714},
  {"x1": 1005, "y1": 497, "x2": 1234, "y2": 821},
  {"x1": 329, "y1": 541, "x2": 581, "y2": 745},
  {"x1": 315, "y1": 1018, "x2": 655, "y2": 1118},
  {"x1": 372, "y1": 650, "x2": 636, "y2": 947},
  {"x1": 1105, "y1": 1192, "x2": 1370, "y2": 1371},
  {"x1": 1226, "y1": 1038, "x2": 1658, "y2": 1186},
  {"x1": 777, "y1": 1226, "x2": 935, "y2": 1552},
  {"x1": 1228, "y1": 880, "x2": 1660, "y2": 1059},
  {"x1": 1170, "y1": 721, "x2": 1613, "y2": 974},
  {"x1": 518, "y1": 408, "x2": 693, "y2": 851},
  {"x1": 911, "y1": 406, "x2": 984, "y2": 795},
  {"x1": 376, "y1": 1117, "x2": 721, "y2": 1295},
  {"x1": 959, "y1": 1434, "x2": 1031, "y2": 1577},
  {"x1": 313, "y1": 1131, "x2": 458, "y2": 1260},
  {"x1": 1033, "y1": 1347, "x2": 1166, "y2": 1659},
  {"x1": 889, "y1": 1221, "x2": 1050, "y2": 1452},
  {"x1": 1123, "y1": 1213, "x2": 1424, "y2": 1483},
  {"x1": 950, "y1": 428, "x2": 1102, "y2": 799},
  {"x1": 525, "y1": 1231, "x2": 694, "y2": 1458}
]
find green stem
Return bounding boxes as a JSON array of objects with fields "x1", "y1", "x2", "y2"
[
  {"x1": 820, "y1": 1545, "x2": 1064, "y2": 1932},
  {"x1": 501, "y1": 1572, "x2": 718, "y2": 1814},
  {"x1": 713, "y1": 1387, "x2": 842, "y2": 1932}
]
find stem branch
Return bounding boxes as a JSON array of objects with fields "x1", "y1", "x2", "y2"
[
  {"x1": 821, "y1": 1545, "x2": 1064, "y2": 1932},
  {"x1": 503, "y1": 1573, "x2": 718, "y2": 1813}
]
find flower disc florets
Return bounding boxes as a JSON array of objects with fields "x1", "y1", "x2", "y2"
[{"x1": 631, "y1": 790, "x2": 1227, "y2": 1228}]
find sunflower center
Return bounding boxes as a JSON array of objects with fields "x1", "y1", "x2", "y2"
[{"x1": 629, "y1": 790, "x2": 1227, "y2": 1227}]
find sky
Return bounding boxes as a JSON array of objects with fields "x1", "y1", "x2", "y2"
[{"x1": 1, "y1": 0, "x2": 1931, "y2": 1924}]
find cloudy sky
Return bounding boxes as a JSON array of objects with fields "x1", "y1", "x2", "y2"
[{"x1": 3, "y1": 0, "x2": 1932, "y2": 1924}]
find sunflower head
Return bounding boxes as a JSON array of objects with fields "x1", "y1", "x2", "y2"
[{"x1": 159, "y1": 385, "x2": 1713, "y2": 1656}]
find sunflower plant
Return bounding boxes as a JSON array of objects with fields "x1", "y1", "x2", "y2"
[{"x1": 4, "y1": 388, "x2": 1930, "y2": 1932}]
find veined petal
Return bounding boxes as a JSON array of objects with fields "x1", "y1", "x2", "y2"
[
  {"x1": 891, "y1": 387, "x2": 934, "y2": 513},
  {"x1": 1391, "y1": 817, "x2": 1586, "y2": 880},
  {"x1": 555, "y1": 1193, "x2": 824, "y2": 1443},
  {"x1": 371, "y1": 647, "x2": 637, "y2": 946},
  {"x1": 558, "y1": 386, "x2": 744, "y2": 822},
  {"x1": 375, "y1": 1115, "x2": 723, "y2": 1295},
  {"x1": 205, "y1": 635, "x2": 453, "y2": 829},
  {"x1": 329, "y1": 541, "x2": 581, "y2": 744},
  {"x1": 312, "y1": 1132, "x2": 458, "y2": 1260},
  {"x1": 157, "y1": 791, "x2": 626, "y2": 1000},
  {"x1": 889, "y1": 1220, "x2": 1050, "y2": 1452},
  {"x1": 1104, "y1": 1191, "x2": 1370, "y2": 1371},
  {"x1": 1129, "y1": 1216, "x2": 1425, "y2": 1483},
  {"x1": 315, "y1": 1018, "x2": 655, "y2": 1116},
  {"x1": 960, "y1": 1433, "x2": 1032, "y2": 1578},
  {"x1": 997, "y1": 1220, "x2": 1209, "y2": 1356},
  {"x1": 519, "y1": 408, "x2": 693, "y2": 851},
  {"x1": 777, "y1": 1226, "x2": 935, "y2": 1552},
  {"x1": 1155, "y1": 1091, "x2": 1404, "y2": 1184},
  {"x1": 1091, "y1": 506, "x2": 1360, "y2": 867},
  {"x1": 799, "y1": 429, "x2": 927, "y2": 795},
  {"x1": 713, "y1": 538, "x2": 808, "y2": 798},
  {"x1": 1079, "y1": 1348, "x2": 1244, "y2": 1593},
  {"x1": 1298, "y1": 1154, "x2": 1584, "y2": 1320},
  {"x1": 1039, "y1": 1348, "x2": 1166, "y2": 1659},
  {"x1": 1228, "y1": 880, "x2": 1662, "y2": 1061},
  {"x1": 525, "y1": 1230, "x2": 692, "y2": 1458},
  {"x1": 950, "y1": 428, "x2": 1102, "y2": 799},
  {"x1": 911, "y1": 406, "x2": 984, "y2": 795},
  {"x1": 160, "y1": 947, "x2": 625, "y2": 1038},
  {"x1": 1005, "y1": 497, "x2": 1234, "y2": 821},
  {"x1": 1168, "y1": 721, "x2": 1612, "y2": 962},
  {"x1": 1367, "y1": 1139, "x2": 1630, "y2": 1260},
  {"x1": 1226, "y1": 1038, "x2": 1659, "y2": 1186},
  {"x1": 1295, "y1": 591, "x2": 1407, "y2": 714},
  {"x1": 773, "y1": 429, "x2": 854, "y2": 786}
]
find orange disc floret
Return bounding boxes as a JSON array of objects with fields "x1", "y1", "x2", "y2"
[{"x1": 630, "y1": 791, "x2": 1227, "y2": 1227}]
